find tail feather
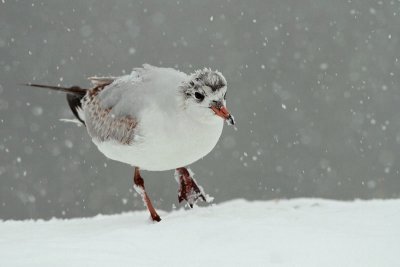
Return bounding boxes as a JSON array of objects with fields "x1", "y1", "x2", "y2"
[
  {"x1": 23, "y1": 83, "x2": 87, "y2": 125},
  {"x1": 23, "y1": 83, "x2": 87, "y2": 96},
  {"x1": 66, "y1": 94, "x2": 85, "y2": 125}
]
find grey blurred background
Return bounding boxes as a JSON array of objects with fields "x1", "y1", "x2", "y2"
[{"x1": 1, "y1": 0, "x2": 400, "y2": 220}]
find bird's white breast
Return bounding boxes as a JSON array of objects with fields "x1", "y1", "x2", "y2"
[{"x1": 95, "y1": 108, "x2": 223, "y2": 171}]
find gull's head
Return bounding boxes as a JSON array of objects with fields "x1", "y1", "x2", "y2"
[{"x1": 181, "y1": 68, "x2": 235, "y2": 126}]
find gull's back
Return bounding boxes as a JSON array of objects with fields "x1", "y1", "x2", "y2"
[{"x1": 96, "y1": 64, "x2": 188, "y2": 119}]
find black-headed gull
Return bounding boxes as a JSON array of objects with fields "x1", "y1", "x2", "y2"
[{"x1": 26, "y1": 64, "x2": 235, "y2": 221}]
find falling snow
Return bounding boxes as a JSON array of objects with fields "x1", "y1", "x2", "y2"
[{"x1": 0, "y1": 0, "x2": 399, "y2": 223}]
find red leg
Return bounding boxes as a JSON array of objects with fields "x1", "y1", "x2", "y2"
[
  {"x1": 133, "y1": 167, "x2": 161, "y2": 222},
  {"x1": 175, "y1": 167, "x2": 208, "y2": 207}
]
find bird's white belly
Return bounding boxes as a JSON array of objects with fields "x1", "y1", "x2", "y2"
[{"x1": 93, "y1": 116, "x2": 224, "y2": 171}]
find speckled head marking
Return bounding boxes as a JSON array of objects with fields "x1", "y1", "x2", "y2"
[
  {"x1": 181, "y1": 68, "x2": 234, "y2": 125},
  {"x1": 183, "y1": 68, "x2": 227, "y2": 93},
  {"x1": 181, "y1": 68, "x2": 227, "y2": 102},
  {"x1": 193, "y1": 68, "x2": 227, "y2": 92}
]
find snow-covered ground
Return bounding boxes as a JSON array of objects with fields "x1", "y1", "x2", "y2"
[{"x1": 1, "y1": 199, "x2": 399, "y2": 267}]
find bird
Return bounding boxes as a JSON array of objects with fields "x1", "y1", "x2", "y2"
[{"x1": 25, "y1": 64, "x2": 235, "y2": 222}]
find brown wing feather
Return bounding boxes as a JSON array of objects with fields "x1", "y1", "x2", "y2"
[
  {"x1": 83, "y1": 83, "x2": 138, "y2": 145},
  {"x1": 88, "y1": 76, "x2": 116, "y2": 87}
]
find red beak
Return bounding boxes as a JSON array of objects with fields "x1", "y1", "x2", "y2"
[{"x1": 210, "y1": 105, "x2": 235, "y2": 125}]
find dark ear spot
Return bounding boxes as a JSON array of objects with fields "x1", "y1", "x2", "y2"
[{"x1": 189, "y1": 81, "x2": 195, "y2": 86}]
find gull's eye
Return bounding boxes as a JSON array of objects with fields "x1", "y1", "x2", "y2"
[
  {"x1": 224, "y1": 92, "x2": 227, "y2": 99},
  {"x1": 194, "y1": 92, "x2": 205, "y2": 101}
]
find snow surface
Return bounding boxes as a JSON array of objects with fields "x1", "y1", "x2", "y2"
[{"x1": 1, "y1": 199, "x2": 399, "y2": 267}]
